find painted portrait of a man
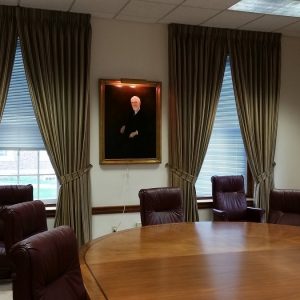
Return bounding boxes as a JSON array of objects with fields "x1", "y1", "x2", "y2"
[{"x1": 99, "y1": 80, "x2": 161, "y2": 164}]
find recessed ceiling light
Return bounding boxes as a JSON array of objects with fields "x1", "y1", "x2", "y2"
[{"x1": 229, "y1": 0, "x2": 300, "y2": 17}]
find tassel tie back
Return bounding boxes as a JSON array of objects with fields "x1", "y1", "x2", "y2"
[{"x1": 60, "y1": 164, "x2": 92, "y2": 185}]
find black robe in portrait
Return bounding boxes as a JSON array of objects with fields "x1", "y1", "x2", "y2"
[{"x1": 120, "y1": 109, "x2": 154, "y2": 158}]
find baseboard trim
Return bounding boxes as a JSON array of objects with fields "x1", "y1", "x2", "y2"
[{"x1": 46, "y1": 200, "x2": 254, "y2": 218}]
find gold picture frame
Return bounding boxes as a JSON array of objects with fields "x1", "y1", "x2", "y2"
[{"x1": 99, "y1": 79, "x2": 161, "y2": 164}]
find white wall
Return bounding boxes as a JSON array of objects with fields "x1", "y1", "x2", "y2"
[
  {"x1": 88, "y1": 18, "x2": 300, "y2": 238},
  {"x1": 274, "y1": 36, "x2": 300, "y2": 188},
  {"x1": 89, "y1": 18, "x2": 171, "y2": 238}
]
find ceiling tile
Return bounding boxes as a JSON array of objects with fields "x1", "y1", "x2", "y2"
[
  {"x1": 144, "y1": 0, "x2": 183, "y2": 4},
  {"x1": 119, "y1": 0, "x2": 176, "y2": 19},
  {"x1": 1, "y1": 0, "x2": 300, "y2": 37},
  {"x1": 204, "y1": 11, "x2": 263, "y2": 29},
  {"x1": 116, "y1": 14, "x2": 158, "y2": 23},
  {"x1": 276, "y1": 21, "x2": 300, "y2": 36},
  {"x1": 161, "y1": 6, "x2": 220, "y2": 25},
  {"x1": 89, "y1": 12, "x2": 117, "y2": 19},
  {"x1": 71, "y1": 0, "x2": 128, "y2": 15},
  {"x1": 0, "y1": 0, "x2": 18, "y2": 5},
  {"x1": 20, "y1": 0, "x2": 73, "y2": 11},
  {"x1": 183, "y1": 0, "x2": 239, "y2": 10},
  {"x1": 240, "y1": 14, "x2": 299, "y2": 32}
]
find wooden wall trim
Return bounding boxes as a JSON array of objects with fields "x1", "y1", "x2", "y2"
[
  {"x1": 46, "y1": 202, "x2": 212, "y2": 217},
  {"x1": 45, "y1": 200, "x2": 254, "y2": 218},
  {"x1": 92, "y1": 205, "x2": 140, "y2": 214}
]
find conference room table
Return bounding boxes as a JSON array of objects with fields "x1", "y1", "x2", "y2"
[{"x1": 80, "y1": 221, "x2": 300, "y2": 300}]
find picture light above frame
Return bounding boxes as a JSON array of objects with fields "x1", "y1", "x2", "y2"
[{"x1": 99, "y1": 79, "x2": 161, "y2": 165}]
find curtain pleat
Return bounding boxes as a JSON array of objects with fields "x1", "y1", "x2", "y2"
[
  {"x1": 169, "y1": 24, "x2": 281, "y2": 219},
  {"x1": 0, "y1": 6, "x2": 17, "y2": 121},
  {"x1": 228, "y1": 30, "x2": 281, "y2": 215},
  {"x1": 168, "y1": 24, "x2": 227, "y2": 221},
  {"x1": 16, "y1": 7, "x2": 92, "y2": 245}
]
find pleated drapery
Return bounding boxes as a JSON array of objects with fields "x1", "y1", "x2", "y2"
[
  {"x1": 0, "y1": 6, "x2": 17, "y2": 121},
  {"x1": 16, "y1": 7, "x2": 92, "y2": 245},
  {"x1": 168, "y1": 24, "x2": 227, "y2": 221},
  {"x1": 169, "y1": 24, "x2": 281, "y2": 219},
  {"x1": 228, "y1": 31, "x2": 281, "y2": 215}
]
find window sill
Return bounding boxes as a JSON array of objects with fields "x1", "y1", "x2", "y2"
[
  {"x1": 197, "y1": 199, "x2": 213, "y2": 209},
  {"x1": 197, "y1": 198, "x2": 254, "y2": 209},
  {"x1": 45, "y1": 205, "x2": 56, "y2": 218},
  {"x1": 45, "y1": 198, "x2": 255, "y2": 218}
]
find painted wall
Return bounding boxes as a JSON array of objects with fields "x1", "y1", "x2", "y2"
[
  {"x1": 85, "y1": 18, "x2": 300, "y2": 238},
  {"x1": 89, "y1": 18, "x2": 170, "y2": 238},
  {"x1": 274, "y1": 36, "x2": 300, "y2": 188}
]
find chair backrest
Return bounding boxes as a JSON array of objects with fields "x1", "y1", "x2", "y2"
[
  {"x1": 1, "y1": 200, "x2": 47, "y2": 252},
  {"x1": 211, "y1": 175, "x2": 247, "y2": 221},
  {"x1": 0, "y1": 184, "x2": 33, "y2": 240},
  {"x1": 268, "y1": 189, "x2": 300, "y2": 226},
  {"x1": 138, "y1": 187, "x2": 184, "y2": 226},
  {"x1": 0, "y1": 184, "x2": 33, "y2": 206},
  {"x1": 9, "y1": 226, "x2": 88, "y2": 300}
]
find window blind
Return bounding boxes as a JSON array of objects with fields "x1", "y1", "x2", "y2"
[
  {"x1": 0, "y1": 40, "x2": 45, "y2": 150},
  {"x1": 196, "y1": 58, "x2": 247, "y2": 197}
]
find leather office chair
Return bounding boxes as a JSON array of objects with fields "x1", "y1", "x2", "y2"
[
  {"x1": 0, "y1": 200, "x2": 47, "y2": 279},
  {"x1": 211, "y1": 175, "x2": 265, "y2": 222},
  {"x1": 0, "y1": 184, "x2": 34, "y2": 279},
  {"x1": 268, "y1": 189, "x2": 300, "y2": 226},
  {"x1": 0, "y1": 184, "x2": 33, "y2": 207},
  {"x1": 9, "y1": 226, "x2": 89, "y2": 300},
  {"x1": 138, "y1": 187, "x2": 184, "y2": 226}
]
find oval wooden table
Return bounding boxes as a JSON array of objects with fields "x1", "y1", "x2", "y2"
[{"x1": 80, "y1": 222, "x2": 300, "y2": 300}]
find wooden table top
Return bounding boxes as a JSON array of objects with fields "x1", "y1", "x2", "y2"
[{"x1": 80, "y1": 221, "x2": 300, "y2": 300}]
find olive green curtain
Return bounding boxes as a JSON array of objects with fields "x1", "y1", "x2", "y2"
[
  {"x1": 0, "y1": 6, "x2": 17, "y2": 121},
  {"x1": 168, "y1": 24, "x2": 227, "y2": 221},
  {"x1": 228, "y1": 30, "x2": 281, "y2": 215},
  {"x1": 16, "y1": 7, "x2": 92, "y2": 245}
]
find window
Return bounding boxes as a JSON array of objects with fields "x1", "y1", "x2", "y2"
[
  {"x1": 195, "y1": 58, "x2": 248, "y2": 198},
  {"x1": 0, "y1": 40, "x2": 58, "y2": 204}
]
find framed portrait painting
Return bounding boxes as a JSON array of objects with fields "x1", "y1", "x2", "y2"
[{"x1": 99, "y1": 79, "x2": 161, "y2": 164}]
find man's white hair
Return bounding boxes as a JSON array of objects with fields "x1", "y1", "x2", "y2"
[{"x1": 130, "y1": 96, "x2": 141, "y2": 104}]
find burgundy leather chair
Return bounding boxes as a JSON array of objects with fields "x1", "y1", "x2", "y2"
[
  {"x1": 0, "y1": 200, "x2": 47, "y2": 279},
  {"x1": 0, "y1": 184, "x2": 33, "y2": 207},
  {"x1": 268, "y1": 189, "x2": 300, "y2": 226},
  {"x1": 9, "y1": 226, "x2": 89, "y2": 300},
  {"x1": 0, "y1": 184, "x2": 34, "y2": 279},
  {"x1": 138, "y1": 187, "x2": 184, "y2": 226},
  {"x1": 211, "y1": 175, "x2": 265, "y2": 222}
]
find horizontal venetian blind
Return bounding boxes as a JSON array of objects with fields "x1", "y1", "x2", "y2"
[
  {"x1": 195, "y1": 58, "x2": 247, "y2": 197},
  {"x1": 0, "y1": 39, "x2": 44, "y2": 150}
]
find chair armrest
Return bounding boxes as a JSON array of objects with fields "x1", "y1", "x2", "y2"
[
  {"x1": 246, "y1": 207, "x2": 265, "y2": 223},
  {"x1": 212, "y1": 209, "x2": 228, "y2": 221}
]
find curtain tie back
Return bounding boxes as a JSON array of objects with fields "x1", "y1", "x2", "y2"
[
  {"x1": 257, "y1": 162, "x2": 276, "y2": 184},
  {"x1": 168, "y1": 165, "x2": 195, "y2": 184},
  {"x1": 60, "y1": 164, "x2": 93, "y2": 185}
]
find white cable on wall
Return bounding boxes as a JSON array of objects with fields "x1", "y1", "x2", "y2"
[{"x1": 114, "y1": 166, "x2": 129, "y2": 232}]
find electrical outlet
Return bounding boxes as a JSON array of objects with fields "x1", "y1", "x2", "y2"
[{"x1": 135, "y1": 222, "x2": 142, "y2": 227}]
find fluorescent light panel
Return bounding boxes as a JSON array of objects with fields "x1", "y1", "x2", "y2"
[{"x1": 229, "y1": 0, "x2": 300, "y2": 17}]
